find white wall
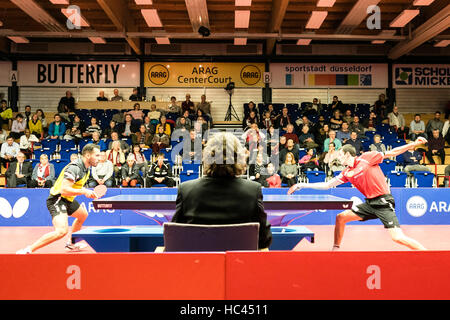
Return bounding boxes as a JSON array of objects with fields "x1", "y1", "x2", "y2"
[{"x1": 396, "y1": 89, "x2": 450, "y2": 113}]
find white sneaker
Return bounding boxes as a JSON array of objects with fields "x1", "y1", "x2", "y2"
[
  {"x1": 65, "y1": 242, "x2": 88, "y2": 252},
  {"x1": 16, "y1": 246, "x2": 32, "y2": 254},
  {"x1": 331, "y1": 245, "x2": 340, "y2": 251}
]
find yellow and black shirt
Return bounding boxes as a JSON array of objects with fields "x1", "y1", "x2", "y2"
[{"x1": 50, "y1": 158, "x2": 90, "y2": 202}]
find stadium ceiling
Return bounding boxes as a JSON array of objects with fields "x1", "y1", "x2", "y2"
[{"x1": 0, "y1": 0, "x2": 448, "y2": 57}]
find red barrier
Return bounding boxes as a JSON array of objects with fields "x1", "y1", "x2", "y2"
[
  {"x1": 0, "y1": 253, "x2": 225, "y2": 300},
  {"x1": 226, "y1": 251, "x2": 450, "y2": 300}
]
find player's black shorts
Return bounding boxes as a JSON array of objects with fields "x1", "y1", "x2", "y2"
[
  {"x1": 46, "y1": 195, "x2": 81, "y2": 218},
  {"x1": 352, "y1": 194, "x2": 400, "y2": 229}
]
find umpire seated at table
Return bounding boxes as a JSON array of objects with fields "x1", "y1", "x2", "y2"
[
  {"x1": 6, "y1": 152, "x2": 32, "y2": 188},
  {"x1": 146, "y1": 152, "x2": 175, "y2": 187},
  {"x1": 171, "y1": 131, "x2": 272, "y2": 250}
]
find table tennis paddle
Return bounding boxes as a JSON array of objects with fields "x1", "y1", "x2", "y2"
[{"x1": 93, "y1": 184, "x2": 107, "y2": 199}]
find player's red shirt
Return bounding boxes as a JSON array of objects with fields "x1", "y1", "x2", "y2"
[{"x1": 336, "y1": 151, "x2": 390, "y2": 199}]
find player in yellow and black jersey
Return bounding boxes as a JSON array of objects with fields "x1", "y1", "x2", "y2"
[{"x1": 16, "y1": 144, "x2": 101, "y2": 254}]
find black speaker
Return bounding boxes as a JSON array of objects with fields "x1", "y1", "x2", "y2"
[
  {"x1": 262, "y1": 87, "x2": 272, "y2": 104},
  {"x1": 198, "y1": 26, "x2": 210, "y2": 37},
  {"x1": 8, "y1": 85, "x2": 18, "y2": 112}
]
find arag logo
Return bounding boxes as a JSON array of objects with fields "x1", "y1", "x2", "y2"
[
  {"x1": 148, "y1": 64, "x2": 169, "y2": 85},
  {"x1": 395, "y1": 67, "x2": 413, "y2": 85},
  {"x1": 240, "y1": 65, "x2": 261, "y2": 86},
  {"x1": 406, "y1": 195, "x2": 427, "y2": 217}
]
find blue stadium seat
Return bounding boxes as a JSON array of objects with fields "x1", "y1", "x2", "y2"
[
  {"x1": 41, "y1": 139, "x2": 59, "y2": 152},
  {"x1": 179, "y1": 171, "x2": 199, "y2": 183},
  {"x1": 50, "y1": 159, "x2": 70, "y2": 177},
  {"x1": 60, "y1": 139, "x2": 76, "y2": 151},
  {"x1": 389, "y1": 139, "x2": 407, "y2": 149},
  {"x1": 412, "y1": 171, "x2": 434, "y2": 188},
  {"x1": 182, "y1": 162, "x2": 201, "y2": 173},
  {"x1": 376, "y1": 123, "x2": 390, "y2": 133},
  {"x1": 379, "y1": 159, "x2": 397, "y2": 176},
  {"x1": 387, "y1": 171, "x2": 407, "y2": 188},
  {"x1": 59, "y1": 149, "x2": 78, "y2": 160},
  {"x1": 78, "y1": 139, "x2": 91, "y2": 151},
  {"x1": 306, "y1": 171, "x2": 326, "y2": 183}
]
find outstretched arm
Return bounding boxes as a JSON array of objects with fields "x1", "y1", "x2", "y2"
[
  {"x1": 383, "y1": 137, "x2": 427, "y2": 159},
  {"x1": 287, "y1": 177, "x2": 343, "y2": 195}
]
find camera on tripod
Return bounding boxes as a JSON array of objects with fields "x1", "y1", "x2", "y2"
[{"x1": 224, "y1": 82, "x2": 240, "y2": 121}]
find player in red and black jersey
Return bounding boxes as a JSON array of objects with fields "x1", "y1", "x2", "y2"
[{"x1": 288, "y1": 137, "x2": 427, "y2": 251}]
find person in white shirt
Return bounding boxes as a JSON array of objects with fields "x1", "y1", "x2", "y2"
[
  {"x1": 10, "y1": 114, "x2": 27, "y2": 140},
  {"x1": 88, "y1": 151, "x2": 115, "y2": 187},
  {"x1": 19, "y1": 129, "x2": 39, "y2": 159},
  {"x1": 1, "y1": 136, "x2": 20, "y2": 170}
]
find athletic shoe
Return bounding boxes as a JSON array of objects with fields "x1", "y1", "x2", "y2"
[
  {"x1": 65, "y1": 242, "x2": 88, "y2": 252},
  {"x1": 16, "y1": 246, "x2": 32, "y2": 254},
  {"x1": 331, "y1": 245, "x2": 340, "y2": 251}
]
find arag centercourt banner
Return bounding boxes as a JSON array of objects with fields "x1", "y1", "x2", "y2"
[
  {"x1": 393, "y1": 64, "x2": 450, "y2": 88},
  {"x1": 144, "y1": 62, "x2": 265, "y2": 88},
  {"x1": 269, "y1": 63, "x2": 388, "y2": 88}
]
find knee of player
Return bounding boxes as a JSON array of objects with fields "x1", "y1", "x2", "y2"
[
  {"x1": 336, "y1": 210, "x2": 352, "y2": 222},
  {"x1": 55, "y1": 227, "x2": 69, "y2": 239}
]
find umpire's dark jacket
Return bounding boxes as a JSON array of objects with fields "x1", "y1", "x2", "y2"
[{"x1": 172, "y1": 176, "x2": 272, "y2": 249}]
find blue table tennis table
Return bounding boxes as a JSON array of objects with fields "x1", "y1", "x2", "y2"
[{"x1": 75, "y1": 193, "x2": 352, "y2": 252}]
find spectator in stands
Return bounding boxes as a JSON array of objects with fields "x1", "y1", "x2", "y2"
[
  {"x1": 83, "y1": 117, "x2": 102, "y2": 138},
  {"x1": 280, "y1": 152, "x2": 298, "y2": 187},
  {"x1": 112, "y1": 110, "x2": 126, "y2": 125},
  {"x1": 276, "y1": 107, "x2": 294, "y2": 132},
  {"x1": 278, "y1": 135, "x2": 287, "y2": 152},
  {"x1": 249, "y1": 152, "x2": 267, "y2": 186},
  {"x1": 120, "y1": 114, "x2": 139, "y2": 138},
  {"x1": 196, "y1": 109, "x2": 210, "y2": 127},
  {"x1": 297, "y1": 115, "x2": 312, "y2": 133},
  {"x1": 298, "y1": 125, "x2": 318, "y2": 150},
  {"x1": 196, "y1": 94, "x2": 211, "y2": 118},
  {"x1": 342, "y1": 109, "x2": 353, "y2": 124},
  {"x1": 330, "y1": 96, "x2": 344, "y2": 113},
  {"x1": 10, "y1": 114, "x2": 27, "y2": 139},
  {"x1": 58, "y1": 90, "x2": 75, "y2": 113},
  {"x1": 324, "y1": 142, "x2": 344, "y2": 176},
  {"x1": 304, "y1": 98, "x2": 322, "y2": 117},
  {"x1": 175, "y1": 114, "x2": 191, "y2": 131},
  {"x1": 409, "y1": 114, "x2": 427, "y2": 141},
  {"x1": 0, "y1": 136, "x2": 19, "y2": 170},
  {"x1": 97, "y1": 90, "x2": 108, "y2": 101},
  {"x1": 29, "y1": 113, "x2": 43, "y2": 140},
  {"x1": 0, "y1": 128, "x2": 6, "y2": 144},
  {"x1": 329, "y1": 109, "x2": 343, "y2": 131},
  {"x1": 336, "y1": 121, "x2": 351, "y2": 144},
  {"x1": 388, "y1": 106, "x2": 408, "y2": 139},
  {"x1": 5, "y1": 152, "x2": 32, "y2": 188},
  {"x1": 323, "y1": 130, "x2": 342, "y2": 152},
  {"x1": 266, "y1": 125, "x2": 278, "y2": 157},
  {"x1": 280, "y1": 138, "x2": 299, "y2": 164},
  {"x1": 143, "y1": 116, "x2": 154, "y2": 135},
  {"x1": 283, "y1": 124, "x2": 299, "y2": 146},
  {"x1": 426, "y1": 111, "x2": 444, "y2": 136},
  {"x1": 103, "y1": 120, "x2": 121, "y2": 139},
  {"x1": 168, "y1": 96, "x2": 181, "y2": 114},
  {"x1": 121, "y1": 154, "x2": 143, "y2": 188},
  {"x1": 88, "y1": 151, "x2": 114, "y2": 188},
  {"x1": 349, "y1": 115, "x2": 365, "y2": 139},
  {"x1": 129, "y1": 88, "x2": 141, "y2": 101},
  {"x1": 299, "y1": 148, "x2": 320, "y2": 172},
  {"x1": 264, "y1": 162, "x2": 281, "y2": 188},
  {"x1": 363, "y1": 111, "x2": 379, "y2": 132},
  {"x1": 91, "y1": 131, "x2": 107, "y2": 152},
  {"x1": 267, "y1": 104, "x2": 280, "y2": 123},
  {"x1": 28, "y1": 153, "x2": 55, "y2": 188},
  {"x1": 193, "y1": 116, "x2": 208, "y2": 138},
  {"x1": 152, "y1": 125, "x2": 170, "y2": 154},
  {"x1": 130, "y1": 144, "x2": 147, "y2": 172},
  {"x1": 108, "y1": 131, "x2": 130, "y2": 153},
  {"x1": 403, "y1": 144, "x2": 431, "y2": 176},
  {"x1": 48, "y1": 114, "x2": 66, "y2": 140},
  {"x1": 315, "y1": 124, "x2": 330, "y2": 153},
  {"x1": 111, "y1": 89, "x2": 123, "y2": 101},
  {"x1": 369, "y1": 134, "x2": 386, "y2": 153},
  {"x1": 345, "y1": 131, "x2": 363, "y2": 155},
  {"x1": 245, "y1": 101, "x2": 259, "y2": 119},
  {"x1": 260, "y1": 110, "x2": 274, "y2": 130},
  {"x1": 185, "y1": 129, "x2": 203, "y2": 161},
  {"x1": 374, "y1": 93, "x2": 389, "y2": 119},
  {"x1": 19, "y1": 128, "x2": 39, "y2": 159},
  {"x1": 36, "y1": 109, "x2": 47, "y2": 129},
  {"x1": 0, "y1": 99, "x2": 13, "y2": 130},
  {"x1": 146, "y1": 152, "x2": 175, "y2": 187},
  {"x1": 243, "y1": 110, "x2": 259, "y2": 131},
  {"x1": 426, "y1": 129, "x2": 445, "y2": 165},
  {"x1": 106, "y1": 140, "x2": 126, "y2": 177},
  {"x1": 132, "y1": 124, "x2": 152, "y2": 149},
  {"x1": 148, "y1": 104, "x2": 162, "y2": 127},
  {"x1": 64, "y1": 115, "x2": 85, "y2": 141},
  {"x1": 23, "y1": 105, "x2": 32, "y2": 125},
  {"x1": 155, "y1": 115, "x2": 172, "y2": 137},
  {"x1": 70, "y1": 153, "x2": 79, "y2": 162},
  {"x1": 127, "y1": 103, "x2": 145, "y2": 121},
  {"x1": 181, "y1": 94, "x2": 195, "y2": 115}
]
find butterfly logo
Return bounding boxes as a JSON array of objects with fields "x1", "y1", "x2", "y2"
[{"x1": 0, "y1": 197, "x2": 29, "y2": 219}]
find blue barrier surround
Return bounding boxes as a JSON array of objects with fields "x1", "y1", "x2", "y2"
[{"x1": 1, "y1": 187, "x2": 449, "y2": 226}]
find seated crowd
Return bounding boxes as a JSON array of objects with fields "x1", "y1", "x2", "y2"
[{"x1": 1, "y1": 92, "x2": 449, "y2": 188}]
